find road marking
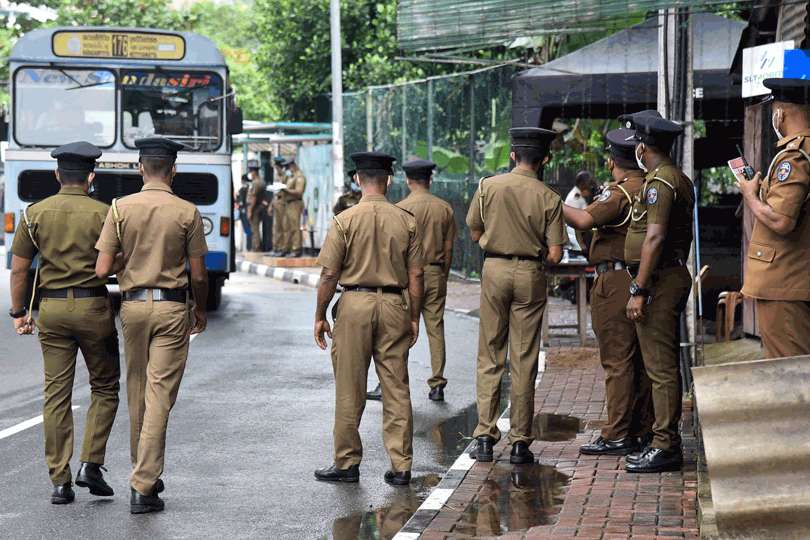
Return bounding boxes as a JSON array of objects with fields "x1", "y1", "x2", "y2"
[
  {"x1": 0, "y1": 406, "x2": 79, "y2": 441},
  {"x1": 419, "y1": 488, "x2": 454, "y2": 511}
]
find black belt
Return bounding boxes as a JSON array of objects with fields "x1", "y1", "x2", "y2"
[
  {"x1": 595, "y1": 261, "x2": 627, "y2": 275},
  {"x1": 428, "y1": 262, "x2": 444, "y2": 267},
  {"x1": 627, "y1": 258, "x2": 686, "y2": 276},
  {"x1": 484, "y1": 252, "x2": 542, "y2": 262},
  {"x1": 342, "y1": 285, "x2": 403, "y2": 295},
  {"x1": 122, "y1": 288, "x2": 187, "y2": 303},
  {"x1": 40, "y1": 286, "x2": 108, "y2": 299}
]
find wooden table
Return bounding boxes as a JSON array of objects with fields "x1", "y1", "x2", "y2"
[{"x1": 543, "y1": 259, "x2": 595, "y2": 346}]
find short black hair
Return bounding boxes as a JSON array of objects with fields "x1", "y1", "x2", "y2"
[
  {"x1": 57, "y1": 168, "x2": 91, "y2": 185},
  {"x1": 575, "y1": 170, "x2": 593, "y2": 188},
  {"x1": 357, "y1": 169, "x2": 390, "y2": 184},
  {"x1": 140, "y1": 156, "x2": 175, "y2": 179},
  {"x1": 407, "y1": 174, "x2": 431, "y2": 185},
  {"x1": 612, "y1": 156, "x2": 638, "y2": 170},
  {"x1": 513, "y1": 146, "x2": 547, "y2": 167}
]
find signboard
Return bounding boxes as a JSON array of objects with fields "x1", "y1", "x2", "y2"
[
  {"x1": 783, "y1": 49, "x2": 810, "y2": 80},
  {"x1": 52, "y1": 31, "x2": 185, "y2": 61},
  {"x1": 742, "y1": 41, "x2": 794, "y2": 98}
]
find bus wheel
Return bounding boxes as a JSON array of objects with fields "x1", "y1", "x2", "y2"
[{"x1": 206, "y1": 279, "x2": 223, "y2": 311}]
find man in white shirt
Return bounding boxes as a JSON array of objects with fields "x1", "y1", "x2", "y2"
[{"x1": 564, "y1": 171, "x2": 594, "y2": 252}]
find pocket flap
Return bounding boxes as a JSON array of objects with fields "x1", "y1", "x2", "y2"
[{"x1": 749, "y1": 243, "x2": 775, "y2": 263}]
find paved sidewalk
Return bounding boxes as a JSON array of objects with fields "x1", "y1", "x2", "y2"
[{"x1": 408, "y1": 347, "x2": 699, "y2": 540}]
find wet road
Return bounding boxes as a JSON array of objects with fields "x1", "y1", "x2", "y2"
[{"x1": 0, "y1": 269, "x2": 482, "y2": 539}]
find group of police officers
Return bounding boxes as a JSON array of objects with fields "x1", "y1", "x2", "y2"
[{"x1": 9, "y1": 76, "x2": 810, "y2": 510}]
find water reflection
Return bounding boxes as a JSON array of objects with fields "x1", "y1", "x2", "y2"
[
  {"x1": 330, "y1": 474, "x2": 441, "y2": 540},
  {"x1": 532, "y1": 413, "x2": 582, "y2": 442},
  {"x1": 452, "y1": 463, "x2": 569, "y2": 536}
]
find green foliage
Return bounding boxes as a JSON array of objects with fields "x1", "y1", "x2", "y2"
[
  {"x1": 53, "y1": 0, "x2": 187, "y2": 29},
  {"x1": 548, "y1": 119, "x2": 616, "y2": 185}
]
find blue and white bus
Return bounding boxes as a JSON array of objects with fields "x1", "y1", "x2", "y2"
[{"x1": 4, "y1": 27, "x2": 242, "y2": 309}]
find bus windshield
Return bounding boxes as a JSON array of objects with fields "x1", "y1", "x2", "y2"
[
  {"x1": 121, "y1": 69, "x2": 223, "y2": 151},
  {"x1": 14, "y1": 67, "x2": 116, "y2": 147}
]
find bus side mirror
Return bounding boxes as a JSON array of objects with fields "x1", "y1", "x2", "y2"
[{"x1": 229, "y1": 107, "x2": 243, "y2": 135}]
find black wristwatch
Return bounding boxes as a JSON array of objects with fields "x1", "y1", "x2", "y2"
[
  {"x1": 629, "y1": 280, "x2": 650, "y2": 298},
  {"x1": 9, "y1": 306, "x2": 27, "y2": 319}
]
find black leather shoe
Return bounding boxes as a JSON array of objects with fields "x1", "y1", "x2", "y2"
[
  {"x1": 75, "y1": 462, "x2": 114, "y2": 496},
  {"x1": 428, "y1": 385, "x2": 445, "y2": 402},
  {"x1": 625, "y1": 447, "x2": 683, "y2": 473},
  {"x1": 286, "y1": 250, "x2": 303, "y2": 258},
  {"x1": 510, "y1": 441, "x2": 535, "y2": 464},
  {"x1": 314, "y1": 464, "x2": 360, "y2": 483},
  {"x1": 154, "y1": 478, "x2": 165, "y2": 494},
  {"x1": 366, "y1": 384, "x2": 382, "y2": 401},
  {"x1": 469, "y1": 436, "x2": 494, "y2": 462},
  {"x1": 384, "y1": 470, "x2": 411, "y2": 486},
  {"x1": 580, "y1": 436, "x2": 638, "y2": 456},
  {"x1": 130, "y1": 487, "x2": 164, "y2": 514},
  {"x1": 51, "y1": 483, "x2": 75, "y2": 505},
  {"x1": 626, "y1": 439, "x2": 654, "y2": 464}
]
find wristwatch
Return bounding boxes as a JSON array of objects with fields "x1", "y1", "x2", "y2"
[
  {"x1": 629, "y1": 280, "x2": 650, "y2": 298},
  {"x1": 9, "y1": 306, "x2": 27, "y2": 319}
]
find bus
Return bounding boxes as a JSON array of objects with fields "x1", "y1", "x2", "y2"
[{"x1": 4, "y1": 27, "x2": 243, "y2": 310}]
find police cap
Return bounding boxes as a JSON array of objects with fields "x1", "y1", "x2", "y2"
[
  {"x1": 402, "y1": 159, "x2": 436, "y2": 181},
  {"x1": 50, "y1": 141, "x2": 102, "y2": 173},
  {"x1": 624, "y1": 111, "x2": 683, "y2": 150},
  {"x1": 763, "y1": 78, "x2": 810, "y2": 105},
  {"x1": 605, "y1": 128, "x2": 639, "y2": 165},
  {"x1": 346, "y1": 169, "x2": 356, "y2": 178},
  {"x1": 134, "y1": 137, "x2": 185, "y2": 159},
  {"x1": 350, "y1": 152, "x2": 396, "y2": 174},
  {"x1": 247, "y1": 159, "x2": 260, "y2": 171}
]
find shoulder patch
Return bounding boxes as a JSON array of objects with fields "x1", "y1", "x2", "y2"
[
  {"x1": 776, "y1": 161, "x2": 792, "y2": 182},
  {"x1": 646, "y1": 187, "x2": 658, "y2": 205},
  {"x1": 596, "y1": 189, "x2": 611, "y2": 202}
]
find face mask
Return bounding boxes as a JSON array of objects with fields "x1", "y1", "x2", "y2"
[
  {"x1": 285, "y1": 170, "x2": 292, "y2": 177},
  {"x1": 350, "y1": 183, "x2": 361, "y2": 193},
  {"x1": 635, "y1": 145, "x2": 648, "y2": 172},
  {"x1": 772, "y1": 109, "x2": 784, "y2": 139}
]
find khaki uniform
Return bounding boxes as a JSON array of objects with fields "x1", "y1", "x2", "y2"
[
  {"x1": 584, "y1": 172, "x2": 653, "y2": 441},
  {"x1": 11, "y1": 185, "x2": 120, "y2": 486},
  {"x1": 397, "y1": 191, "x2": 457, "y2": 389},
  {"x1": 466, "y1": 168, "x2": 567, "y2": 444},
  {"x1": 283, "y1": 169, "x2": 307, "y2": 253},
  {"x1": 624, "y1": 160, "x2": 694, "y2": 451},
  {"x1": 333, "y1": 191, "x2": 361, "y2": 216},
  {"x1": 317, "y1": 194, "x2": 424, "y2": 471},
  {"x1": 271, "y1": 170, "x2": 288, "y2": 252},
  {"x1": 741, "y1": 131, "x2": 810, "y2": 358},
  {"x1": 247, "y1": 175, "x2": 266, "y2": 251},
  {"x1": 96, "y1": 182, "x2": 207, "y2": 494}
]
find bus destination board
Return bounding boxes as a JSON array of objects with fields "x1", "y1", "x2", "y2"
[{"x1": 53, "y1": 31, "x2": 185, "y2": 61}]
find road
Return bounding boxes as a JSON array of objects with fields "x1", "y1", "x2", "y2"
[{"x1": 0, "y1": 269, "x2": 481, "y2": 539}]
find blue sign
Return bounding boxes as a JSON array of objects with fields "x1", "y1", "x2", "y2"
[{"x1": 783, "y1": 49, "x2": 810, "y2": 79}]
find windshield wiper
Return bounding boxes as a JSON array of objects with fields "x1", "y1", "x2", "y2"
[{"x1": 66, "y1": 80, "x2": 113, "y2": 91}]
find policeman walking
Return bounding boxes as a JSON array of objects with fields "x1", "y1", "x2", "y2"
[
  {"x1": 246, "y1": 159, "x2": 265, "y2": 252},
  {"x1": 313, "y1": 152, "x2": 424, "y2": 486},
  {"x1": 9, "y1": 141, "x2": 120, "y2": 504},
  {"x1": 397, "y1": 159, "x2": 457, "y2": 402},
  {"x1": 466, "y1": 127, "x2": 567, "y2": 464},
  {"x1": 95, "y1": 137, "x2": 209, "y2": 513},
  {"x1": 740, "y1": 78, "x2": 810, "y2": 358},
  {"x1": 563, "y1": 128, "x2": 653, "y2": 455},
  {"x1": 622, "y1": 111, "x2": 694, "y2": 473}
]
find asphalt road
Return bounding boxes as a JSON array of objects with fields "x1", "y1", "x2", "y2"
[{"x1": 0, "y1": 269, "x2": 482, "y2": 539}]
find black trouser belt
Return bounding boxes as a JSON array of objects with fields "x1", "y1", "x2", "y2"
[
  {"x1": 627, "y1": 258, "x2": 686, "y2": 276},
  {"x1": 342, "y1": 285, "x2": 403, "y2": 295},
  {"x1": 595, "y1": 261, "x2": 627, "y2": 275},
  {"x1": 428, "y1": 262, "x2": 444, "y2": 267},
  {"x1": 40, "y1": 286, "x2": 108, "y2": 299},
  {"x1": 122, "y1": 288, "x2": 187, "y2": 303},
  {"x1": 484, "y1": 252, "x2": 542, "y2": 262}
]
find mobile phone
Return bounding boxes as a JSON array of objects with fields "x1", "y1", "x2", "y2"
[{"x1": 736, "y1": 145, "x2": 755, "y2": 181}]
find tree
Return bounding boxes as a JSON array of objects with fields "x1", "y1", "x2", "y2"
[{"x1": 53, "y1": 0, "x2": 186, "y2": 29}]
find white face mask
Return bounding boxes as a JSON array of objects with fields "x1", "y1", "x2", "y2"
[
  {"x1": 285, "y1": 169, "x2": 292, "y2": 177},
  {"x1": 772, "y1": 109, "x2": 784, "y2": 139},
  {"x1": 635, "y1": 145, "x2": 648, "y2": 173}
]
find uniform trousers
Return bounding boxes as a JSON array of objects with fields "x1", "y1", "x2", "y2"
[
  {"x1": 757, "y1": 299, "x2": 810, "y2": 359},
  {"x1": 331, "y1": 290, "x2": 413, "y2": 472},
  {"x1": 249, "y1": 208, "x2": 264, "y2": 252},
  {"x1": 473, "y1": 257, "x2": 547, "y2": 445},
  {"x1": 272, "y1": 198, "x2": 287, "y2": 252},
  {"x1": 423, "y1": 265, "x2": 449, "y2": 390},
  {"x1": 38, "y1": 294, "x2": 120, "y2": 485},
  {"x1": 590, "y1": 269, "x2": 654, "y2": 440},
  {"x1": 284, "y1": 199, "x2": 304, "y2": 252},
  {"x1": 120, "y1": 298, "x2": 190, "y2": 495}
]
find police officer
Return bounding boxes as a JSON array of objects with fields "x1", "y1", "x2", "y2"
[
  {"x1": 397, "y1": 159, "x2": 457, "y2": 402},
  {"x1": 95, "y1": 137, "x2": 209, "y2": 513},
  {"x1": 563, "y1": 128, "x2": 653, "y2": 455},
  {"x1": 313, "y1": 151, "x2": 424, "y2": 486},
  {"x1": 740, "y1": 78, "x2": 810, "y2": 358},
  {"x1": 333, "y1": 169, "x2": 362, "y2": 216},
  {"x1": 246, "y1": 159, "x2": 265, "y2": 252},
  {"x1": 282, "y1": 158, "x2": 307, "y2": 257},
  {"x1": 270, "y1": 156, "x2": 289, "y2": 256},
  {"x1": 237, "y1": 172, "x2": 252, "y2": 250},
  {"x1": 9, "y1": 141, "x2": 120, "y2": 504},
  {"x1": 622, "y1": 111, "x2": 694, "y2": 473},
  {"x1": 466, "y1": 127, "x2": 567, "y2": 464}
]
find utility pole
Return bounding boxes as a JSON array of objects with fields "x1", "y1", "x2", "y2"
[{"x1": 330, "y1": 0, "x2": 344, "y2": 197}]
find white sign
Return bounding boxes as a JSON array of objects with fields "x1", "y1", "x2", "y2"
[{"x1": 742, "y1": 41, "x2": 795, "y2": 98}]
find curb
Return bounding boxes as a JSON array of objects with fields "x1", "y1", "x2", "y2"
[{"x1": 236, "y1": 258, "x2": 320, "y2": 288}]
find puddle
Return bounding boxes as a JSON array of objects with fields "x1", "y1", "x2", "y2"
[
  {"x1": 452, "y1": 463, "x2": 570, "y2": 536},
  {"x1": 531, "y1": 413, "x2": 582, "y2": 442},
  {"x1": 329, "y1": 474, "x2": 441, "y2": 540}
]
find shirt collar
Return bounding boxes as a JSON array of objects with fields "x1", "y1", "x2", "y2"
[
  {"x1": 646, "y1": 158, "x2": 673, "y2": 180},
  {"x1": 141, "y1": 182, "x2": 174, "y2": 193},
  {"x1": 511, "y1": 167, "x2": 539, "y2": 179},
  {"x1": 778, "y1": 129, "x2": 810, "y2": 148},
  {"x1": 360, "y1": 194, "x2": 388, "y2": 202},
  {"x1": 58, "y1": 185, "x2": 89, "y2": 196}
]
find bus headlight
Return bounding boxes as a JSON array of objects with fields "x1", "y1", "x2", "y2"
[{"x1": 202, "y1": 217, "x2": 214, "y2": 236}]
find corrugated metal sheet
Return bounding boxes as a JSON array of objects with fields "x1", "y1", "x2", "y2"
[
  {"x1": 777, "y1": 0, "x2": 809, "y2": 47},
  {"x1": 693, "y1": 355, "x2": 810, "y2": 538}
]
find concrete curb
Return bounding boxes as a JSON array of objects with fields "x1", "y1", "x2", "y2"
[{"x1": 236, "y1": 258, "x2": 320, "y2": 288}]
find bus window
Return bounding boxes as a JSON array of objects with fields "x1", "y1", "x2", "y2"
[
  {"x1": 13, "y1": 68, "x2": 116, "y2": 147},
  {"x1": 121, "y1": 70, "x2": 223, "y2": 152}
]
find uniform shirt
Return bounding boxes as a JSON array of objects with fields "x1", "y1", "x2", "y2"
[
  {"x1": 584, "y1": 172, "x2": 645, "y2": 264},
  {"x1": 248, "y1": 175, "x2": 266, "y2": 208},
  {"x1": 333, "y1": 191, "x2": 361, "y2": 215},
  {"x1": 95, "y1": 182, "x2": 208, "y2": 291},
  {"x1": 742, "y1": 130, "x2": 810, "y2": 301},
  {"x1": 466, "y1": 168, "x2": 568, "y2": 258},
  {"x1": 284, "y1": 169, "x2": 306, "y2": 202},
  {"x1": 396, "y1": 191, "x2": 457, "y2": 265},
  {"x1": 624, "y1": 160, "x2": 694, "y2": 265},
  {"x1": 317, "y1": 194, "x2": 424, "y2": 288},
  {"x1": 11, "y1": 185, "x2": 108, "y2": 289}
]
